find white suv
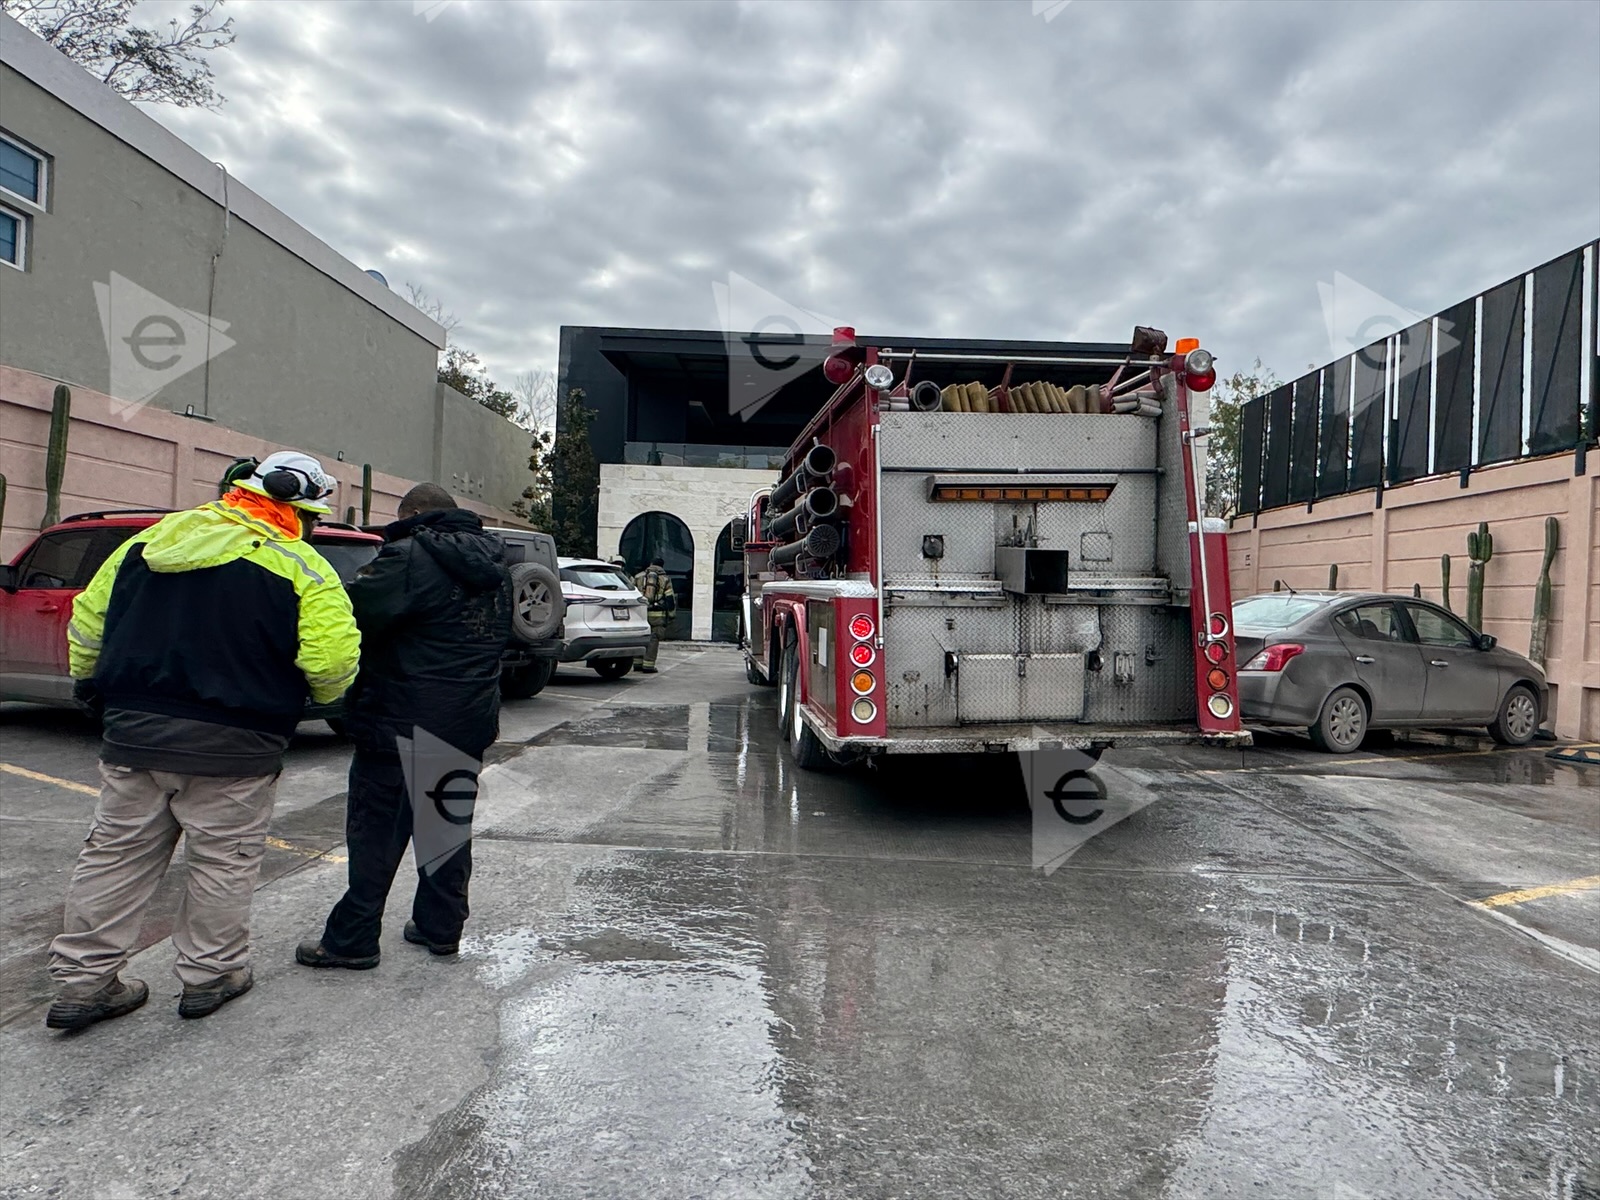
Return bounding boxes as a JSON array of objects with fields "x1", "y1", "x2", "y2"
[{"x1": 557, "y1": 558, "x2": 652, "y2": 680}]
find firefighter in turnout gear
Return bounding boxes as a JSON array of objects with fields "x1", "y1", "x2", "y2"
[{"x1": 633, "y1": 557, "x2": 675, "y2": 673}]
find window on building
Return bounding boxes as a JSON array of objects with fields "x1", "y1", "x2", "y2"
[
  {"x1": 0, "y1": 205, "x2": 22, "y2": 270},
  {"x1": 0, "y1": 134, "x2": 45, "y2": 207}
]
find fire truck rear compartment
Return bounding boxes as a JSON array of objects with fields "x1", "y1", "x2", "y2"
[{"x1": 876, "y1": 411, "x2": 1197, "y2": 732}]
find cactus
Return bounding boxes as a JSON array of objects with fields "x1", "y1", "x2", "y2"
[
  {"x1": 361, "y1": 464, "x2": 373, "y2": 526},
  {"x1": 40, "y1": 385, "x2": 71, "y2": 529},
  {"x1": 0, "y1": 472, "x2": 6, "y2": 531},
  {"x1": 345, "y1": 505, "x2": 357, "y2": 525},
  {"x1": 1328, "y1": 563, "x2": 1339, "y2": 590},
  {"x1": 1466, "y1": 520, "x2": 1494, "y2": 631},
  {"x1": 1440, "y1": 554, "x2": 1452, "y2": 612},
  {"x1": 1529, "y1": 517, "x2": 1559, "y2": 667},
  {"x1": 1413, "y1": 583, "x2": 1422, "y2": 599}
]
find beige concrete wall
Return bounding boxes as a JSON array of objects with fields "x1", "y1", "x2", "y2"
[
  {"x1": 0, "y1": 64, "x2": 454, "y2": 484},
  {"x1": 596, "y1": 463, "x2": 779, "y2": 641},
  {"x1": 1, "y1": 366, "x2": 527, "y2": 562},
  {"x1": 1228, "y1": 452, "x2": 1599, "y2": 739}
]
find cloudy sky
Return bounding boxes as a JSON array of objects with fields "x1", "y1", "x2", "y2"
[{"x1": 145, "y1": 0, "x2": 1600, "y2": 388}]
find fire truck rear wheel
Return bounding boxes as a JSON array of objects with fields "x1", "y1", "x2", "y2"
[{"x1": 781, "y1": 642, "x2": 831, "y2": 771}]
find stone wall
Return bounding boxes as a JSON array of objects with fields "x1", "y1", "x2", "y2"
[{"x1": 596, "y1": 463, "x2": 779, "y2": 641}]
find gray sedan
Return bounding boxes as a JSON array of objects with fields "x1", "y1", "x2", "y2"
[{"x1": 1233, "y1": 591, "x2": 1548, "y2": 753}]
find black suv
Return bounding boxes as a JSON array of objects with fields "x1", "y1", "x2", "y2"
[{"x1": 487, "y1": 527, "x2": 565, "y2": 698}]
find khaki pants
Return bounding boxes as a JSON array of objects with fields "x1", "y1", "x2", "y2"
[
  {"x1": 49, "y1": 763, "x2": 278, "y2": 994},
  {"x1": 636, "y1": 612, "x2": 668, "y2": 668}
]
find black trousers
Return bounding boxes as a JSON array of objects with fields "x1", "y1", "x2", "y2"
[{"x1": 320, "y1": 746, "x2": 471, "y2": 957}]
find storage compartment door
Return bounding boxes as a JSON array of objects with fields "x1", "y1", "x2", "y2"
[{"x1": 957, "y1": 653, "x2": 1086, "y2": 723}]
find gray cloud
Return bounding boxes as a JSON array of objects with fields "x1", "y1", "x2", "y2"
[{"x1": 151, "y1": 0, "x2": 1600, "y2": 387}]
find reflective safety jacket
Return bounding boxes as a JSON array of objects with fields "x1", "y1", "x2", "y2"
[{"x1": 69, "y1": 499, "x2": 361, "y2": 742}]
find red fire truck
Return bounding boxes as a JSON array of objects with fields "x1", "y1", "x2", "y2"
[{"x1": 740, "y1": 325, "x2": 1249, "y2": 769}]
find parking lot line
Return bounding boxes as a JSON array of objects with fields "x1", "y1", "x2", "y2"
[
  {"x1": 2, "y1": 761, "x2": 346, "y2": 864},
  {"x1": 1473, "y1": 875, "x2": 1600, "y2": 909},
  {"x1": 0, "y1": 761, "x2": 99, "y2": 795}
]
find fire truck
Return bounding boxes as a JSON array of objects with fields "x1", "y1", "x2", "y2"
[{"x1": 739, "y1": 325, "x2": 1250, "y2": 769}]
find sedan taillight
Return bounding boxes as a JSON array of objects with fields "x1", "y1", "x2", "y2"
[{"x1": 1242, "y1": 643, "x2": 1305, "y2": 672}]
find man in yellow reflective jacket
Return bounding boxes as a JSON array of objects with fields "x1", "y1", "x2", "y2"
[{"x1": 46, "y1": 451, "x2": 360, "y2": 1030}]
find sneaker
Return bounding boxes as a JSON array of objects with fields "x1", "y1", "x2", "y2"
[
  {"x1": 178, "y1": 967, "x2": 253, "y2": 1019},
  {"x1": 403, "y1": 921, "x2": 459, "y2": 957},
  {"x1": 295, "y1": 940, "x2": 380, "y2": 970},
  {"x1": 45, "y1": 976, "x2": 149, "y2": 1031}
]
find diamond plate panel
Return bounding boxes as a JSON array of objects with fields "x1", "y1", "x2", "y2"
[
  {"x1": 879, "y1": 468, "x2": 1160, "y2": 583},
  {"x1": 878, "y1": 413, "x2": 1157, "y2": 470},
  {"x1": 1081, "y1": 604, "x2": 1196, "y2": 724},
  {"x1": 957, "y1": 653, "x2": 1085, "y2": 722}
]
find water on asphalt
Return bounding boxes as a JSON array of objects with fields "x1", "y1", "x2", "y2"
[{"x1": 0, "y1": 646, "x2": 1596, "y2": 1199}]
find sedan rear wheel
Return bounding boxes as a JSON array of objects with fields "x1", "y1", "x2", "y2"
[
  {"x1": 1488, "y1": 685, "x2": 1539, "y2": 746},
  {"x1": 1311, "y1": 686, "x2": 1367, "y2": 754}
]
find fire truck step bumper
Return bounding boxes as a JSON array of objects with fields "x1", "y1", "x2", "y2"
[{"x1": 811, "y1": 721, "x2": 1252, "y2": 756}]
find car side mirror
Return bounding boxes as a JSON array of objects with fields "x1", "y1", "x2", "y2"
[
  {"x1": 1476, "y1": 633, "x2": 1497, "y2": 650},
  {"x1": 0, "y1": 564, "x2": 16, "y2": 592}
]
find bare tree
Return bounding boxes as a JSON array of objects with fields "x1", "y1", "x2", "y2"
[
  {"x1": 5, "y1": 0, "x2": 235, "y2": 109},
  {"x1": 404, "y1": 283, "x2": 462, "y2": 342},
  {"x1": 513, "y1": 369, "x2": 557, "y2": 435}
]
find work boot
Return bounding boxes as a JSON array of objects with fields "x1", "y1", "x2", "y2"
[
  {"x1": 178, "y1": 967, "x2": 253, "y2": 1019},
  {"x1": 45, "y1": 976, "x2": 149, "y2": 1031},
  {"x1": 403, "y1": 921, "x2": 459, "y2": 957},
  {"x1": 295, "y1": 940, "x2": 380, "y2": 970},
  {"x1": 640, "y1": 666, "x2": 659, "y2": 674}
]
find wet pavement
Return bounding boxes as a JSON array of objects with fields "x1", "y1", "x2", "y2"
[{"x1": 1, "y1": 646, "x2": 1596, "y2": 1199}]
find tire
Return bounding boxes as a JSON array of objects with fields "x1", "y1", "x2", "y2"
[
  {"x1": 1488, "y1": 684, "x2": 1539, "y2": 746},
  {"x1": 1310, "y1": 686, "x2": 1368, "y2": 754},
  {"x1": 592, "y1": 658, "x2": 632, "y2": 681},
  {"x1": 782, "y1": 640, "x2": 831, "y2": 771},
  {"x1": 501, "y1": 658, "x2": 555, "y2": 699},
  {"x1": 509, "y1": 563, "x2": 564, "y2": 643},
  {"x1": 745, "y1": 658, "x2": 766, "y2": 686},
  {"x1": 777, "y1": 638, "x2": 796, "y2": 738}
]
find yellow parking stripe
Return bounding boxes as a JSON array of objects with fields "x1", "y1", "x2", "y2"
[
  {"x1": 266, "y1": 836, "x2": 348, "y2": 865},
  {"x1": 2, "y1": 762, "x2": 346, "y2": 864},
  {"x1": 0, "y1": 762, "x2": 99, "y2": 796},
  {"x1": 1473, "y1": 875, "x2": 1600, "y2": 909}
]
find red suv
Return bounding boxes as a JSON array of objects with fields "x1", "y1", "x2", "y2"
[{"x1": 0, "y1": 509, "x2": 382, "y2": 712}]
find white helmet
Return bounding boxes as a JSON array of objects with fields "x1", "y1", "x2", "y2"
[{"x1": 235, "y1": 450, "x2": 334, "y2": 514}]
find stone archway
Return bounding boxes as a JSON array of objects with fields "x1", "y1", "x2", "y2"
[
  {"x1": 710, "y1": 519, "x2": 746, "y2": 643},
  {"x1": 619, "y1": 511, "x2": 694, "y2": 640}
]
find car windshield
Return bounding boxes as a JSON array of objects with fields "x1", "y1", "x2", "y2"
[
  {"x1": 313, "y1": 541, "x2": 380, "y2": 585},
  {"x1": 1233, "y1": 595, "x2": 1327, "y2": 630},
  {"x1": 561, "y1": 565, "x2": 628, "y2": 591}
]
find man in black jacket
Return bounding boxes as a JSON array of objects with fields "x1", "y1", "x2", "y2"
[{"x1": 297, "y1": 483, "x2": 512, "y2": 968}]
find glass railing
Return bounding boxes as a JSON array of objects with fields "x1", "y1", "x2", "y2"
[{"x1": 624, "y1": 442, "x2": 788, "y2": 470}]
